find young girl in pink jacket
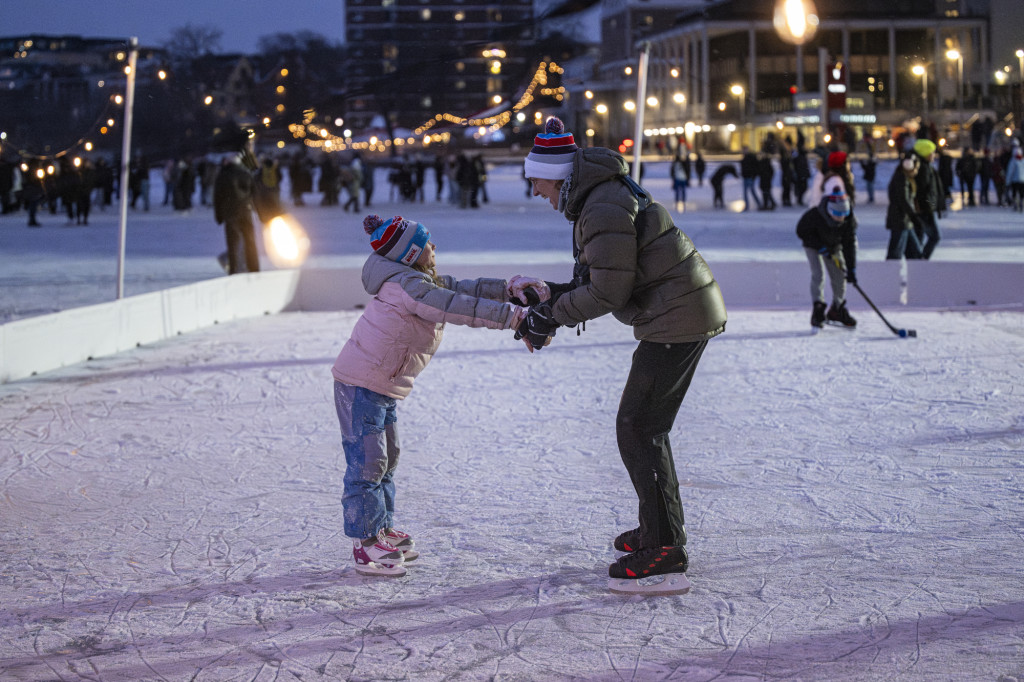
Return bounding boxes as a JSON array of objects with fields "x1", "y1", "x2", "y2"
[{"x1": 333, "y1": 214, "x2": 544, "y2": 576}]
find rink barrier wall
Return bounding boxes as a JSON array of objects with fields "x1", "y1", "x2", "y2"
[{"x1": 1, "y1": 261, "x2": 1021, "y2": 383}]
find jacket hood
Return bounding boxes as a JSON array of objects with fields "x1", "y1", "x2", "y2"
[
  {"x1": 564, "y1": 148, "x2": 629, "y2": 221},
  {"x1": 362, "y1": 252, "x2": 417, "y2": 294}
]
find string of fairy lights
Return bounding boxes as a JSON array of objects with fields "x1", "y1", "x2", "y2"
[
  {"x1": 288, "y1": 60, "x2": 565, "y2": 153},
  {"x1": 3, "y1": 56, "x2": 565, "y2": 167}
]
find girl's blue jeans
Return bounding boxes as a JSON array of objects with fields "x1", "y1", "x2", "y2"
[{"x1": 334, "y1": 382, "x2": 400, "y2": 540}]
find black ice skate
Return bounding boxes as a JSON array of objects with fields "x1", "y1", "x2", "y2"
[
  {"x1": 811, "y1": 301, "x2": 827, "y2": 328},
  {"x1": 613, "y1": 527, "x2": 642, "y2": 552},
  {"x1": 608, "y1": 546, "x2": 690, "y2": 596},
  {"x1": 826, "y1": 301, "x2": 857, "y2": 328},
  {"x1": 614, "y1": 526, "x2": 686, "y2": 552}
]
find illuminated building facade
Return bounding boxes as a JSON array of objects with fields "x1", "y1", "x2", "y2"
[{"x1": 343, "y1": 0, "x2": 536, "y2": 133}]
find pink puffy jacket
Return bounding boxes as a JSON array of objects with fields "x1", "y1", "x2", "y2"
[{"x1": 332, "y1": 254, "x2": 523, "y2": 399}]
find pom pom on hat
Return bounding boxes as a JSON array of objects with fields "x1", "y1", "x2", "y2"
[
  {"x1": 365, "y1": 214, "x2": 430, "y2": 266},
  {"x1": 913, "y1": 139, "x2": 937, "y2": 157},
  {"x1": 524, "y1": 116, "x2": 579, "y2": 181},
  {"x1": 827, "y1": 151, "x2": 848, "y2": 169},
  {"x1": 363, "y1": 214, "x2": 385, "y2": 235}
]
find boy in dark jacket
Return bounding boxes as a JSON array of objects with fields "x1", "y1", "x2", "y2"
[{"x1": 796, "y1": 175, "x2": 857, "y2": 328}]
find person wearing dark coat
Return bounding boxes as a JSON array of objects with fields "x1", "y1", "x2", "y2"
[
  {"x1": 694, "y1": 152, "x2": 706, "y2": 186},
  {"x1": 956, "y1": 148, "x2": 979, "y2": 207},
  {"x1": 796, "y1": 174, "x2": 858, "y2": 328},
  {"x1": 757, "y1": 153, "x2": 776, "y2": 210},
  {"x1": 937, "y1": 149, "x2": 954, "y2": 202},
  {"x1": 520, "y1": 117, "x2": 726, "y2": 583},
  {"x1": 213, "y1": 133, "x2": 261, "y2": 274},
  {"x1": 710, "y1": 163, "x2": 738, "y2": 208},
  {"x1": 739, "y1": 146, "x2": 762, "y2": 211},
  {"x1": 911, "y1": 139, "x2": 943, "y2": 259},
  {"x1": 859, "y1": 154, "x2": 877, "y2": 204},
  {"x1": 22, "y1": 161, "x2": 46, "y2": 227},
  {"x1": 979, "y1": 149, "x2": 994, "y2": 205},
  {"x1": 885, "y1": 154, "x2": 926, "y2": 260},
  {"x1": 779, "y1": 137, "x2": 795, "y2": 206}
]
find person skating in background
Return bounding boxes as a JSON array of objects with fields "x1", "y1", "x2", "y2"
[
  {"x1": 710, "y1": 163, "x2": 738, "y2": 209},
  {"x1": 1006, "y1": 142, "x2": 1024, "y2": 212},
  {"x1": 956, "y1": 148, "x2": 978, "y2": 207},
  {"x1": 740, "y1": 145, "x2": 762, "y2": 211},
  {"x1": 212, "y1": 128, "x2": 260, "y2": 274},
  {"x1": 332, "y1": 214, "x2": 532, "y2": 577},
  {"x1": 793, "y1": 132, "x2": 812, "y2": 205},
  {"x1": 796, "y1": 174, "x2": 858, "y2": 329},
  {"x1": 779, "y1": 136, "x2": 795, "y2": 207},
  {"x1": 670, "y1": 150, "x2": 688, "y2": 212},
  {"x1": 910, "y1": 139, "x2": 943, "y2": 259},
  {"x1": 979, "y1": 148, "x2": 994, "y2": 205},
  {"x1": 520, "y1": 116, "x2": 727, "y2": 588},
  {"x1": 885, "y1": 153, "x2": 926, "y2": 260},
  {"x1": 694, "y1": 151, "x2": 706, "y2": 186},
  {"x1": 937, "y1": 147, "x2": 954, "y2": 204},
  {"x1": 859, "y1": 152, "x2": 877, "y2": 204},
  {"x1": 758, "y1": 151, "x2": 776, "y2": 211}
]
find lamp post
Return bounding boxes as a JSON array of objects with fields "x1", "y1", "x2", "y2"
[
  {"x1": 731, "y1": 84, "x2": 744, "y2": 146},
  {"x1": 1017, "y1": 49, "x2": 1024, "y2": 120},
  {"x1": 946, "y1": 49, "x2": 964, "y2": 145},
  {"x1": 912, "y1": 64, "x2": 928, "y2": 121},
  {"x1": 595, "y1": 102, "x2": 608, "y2": 148}
]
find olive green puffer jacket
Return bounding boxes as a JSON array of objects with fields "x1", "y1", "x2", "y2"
[{"x1": 551, "y1": 147, "x2": 727, "y2": 343}]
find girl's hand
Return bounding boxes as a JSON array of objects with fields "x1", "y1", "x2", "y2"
[{"x1": 507, "y1": 275, "x2": 551, "y2": 305}]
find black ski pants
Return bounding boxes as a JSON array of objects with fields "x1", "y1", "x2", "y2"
[{"x1": 616, "y1": 339, "x2": 707, "y2": 549}]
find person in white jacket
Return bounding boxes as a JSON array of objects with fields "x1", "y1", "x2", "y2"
[{"x1": 332, "y1": 213, "x2": 542, "y2": 576}]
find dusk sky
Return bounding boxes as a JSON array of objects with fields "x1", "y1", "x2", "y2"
[{"x1": 1, "y1": 0, "x2": 346, "y2": 54}]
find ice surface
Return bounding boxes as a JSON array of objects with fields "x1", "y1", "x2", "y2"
[{"x1": 1, "y1": 158, "x2": 1023, "y2": 680}]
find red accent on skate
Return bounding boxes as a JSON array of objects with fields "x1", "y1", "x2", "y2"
[
  {"x1": 626, "y1": 568, "x2": 637, "y2": 577},
  {"x1": 623, "y1": 542, "x2": 635, "y2": 551}
]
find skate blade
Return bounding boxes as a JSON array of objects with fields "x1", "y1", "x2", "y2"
[
  {"x1": 354, "y1": 561, "x2": 407, "y2": 577},
  {"x1": 608, "y1": 573, "x2": 691, "y2": 596}
]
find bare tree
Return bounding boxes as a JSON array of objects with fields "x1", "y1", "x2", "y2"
[{"x1": 164, "y1": 23, "x2": 224, "y2": 61}]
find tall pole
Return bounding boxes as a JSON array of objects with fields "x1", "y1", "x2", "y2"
[
  {"x1": 116, "y1": 37, "x2": 138, "y2": 300},
  {"x1": 818, "y1": 47, "x2": 828, "y2": 147},
  {"x1": 922, "y1": 69, "x2": 929, "y2": 122},
  {"x1": 1017, "y1": 49, "x2": 1023, "y2": 122},
  {"x1": 957, "y1": 55, "x2": 964, "y2": 146},
  {"x1": 632, "y1": 41, "x2": 651, "y2": 183}
]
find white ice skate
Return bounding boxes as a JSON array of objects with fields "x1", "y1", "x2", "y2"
[
  {"x1": 608, "y1": 573, "x2": 691, "y2": 596},
  {"x1": 353, "y1": 531, "x2": 406, "y2": 577},
  {"x1": 384, "y1": 527, "x2": 419, "y2": 562}
]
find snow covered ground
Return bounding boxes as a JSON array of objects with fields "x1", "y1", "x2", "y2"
[{"x1": 1, "y1": 158, "x2": 1023, "y2": 680}]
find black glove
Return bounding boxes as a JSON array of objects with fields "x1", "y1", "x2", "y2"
[
  {"x1": 845, "y1": 267, "x2": 857, "y2": 285},
  {"x1": 514, "y1": 302, "x2": 559, "y2": 350}
]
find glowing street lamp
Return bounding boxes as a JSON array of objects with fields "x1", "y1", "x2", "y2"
[
  {"x1": 912, "y1": 64, "x2": 928, "y2": 120},
  {"x1": 730, "y1": 84, "x2": 745, "y2": 122},
  {"x1": 774, "y1": 0, "x2": 818, "y2": 45}
]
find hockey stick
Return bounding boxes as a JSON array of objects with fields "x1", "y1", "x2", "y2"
[
  {"x1": 851, "y1": 281, "x2": 917, "y2": 338},
  {"x1": 833, "y1": 256, "x2": 917, "y2": 338}
]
